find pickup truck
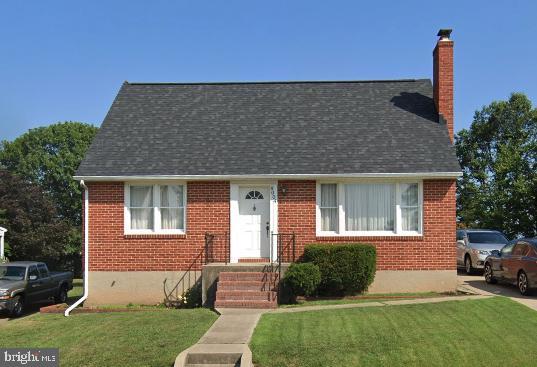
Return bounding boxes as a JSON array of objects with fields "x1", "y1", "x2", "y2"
[{"x1": 0, "y1": 261, "x2": 73, "y2": 317}]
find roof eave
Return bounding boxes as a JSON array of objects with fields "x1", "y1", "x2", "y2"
[{"x1": 73, "y1": 172, "x2": 462, "y2": 182}]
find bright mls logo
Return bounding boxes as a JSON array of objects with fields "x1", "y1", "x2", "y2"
[{"x1": 0, "y1": 349, "x2": 58, "y2": 367}]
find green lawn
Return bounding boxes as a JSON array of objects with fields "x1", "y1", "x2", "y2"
[
  {"x1": 0, "y1": 309, "x2": 217, "y2": 367},
  {"x1": 251, "y1": 297, "x2": 537, "y2": 367},
  {"x1": 281, "y1": 292, "x2": 441, "y2": 308}
]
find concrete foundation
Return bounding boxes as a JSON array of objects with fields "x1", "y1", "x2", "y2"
[
  {"x1": 85, "y1": 268, "x2": 456, "y2": 306},
  {"x1": 368, "y1": 270, "x2": 457, "y2": 294},
  {"x1": 86, "y1": 271, "x2": 200, "y2": 306}
]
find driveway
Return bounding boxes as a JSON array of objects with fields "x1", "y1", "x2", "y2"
[{"x1": 458, "y1": 271, "x2": 537, "y2": 311}]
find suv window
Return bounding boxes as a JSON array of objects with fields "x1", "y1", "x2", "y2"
[
  {"x1": 456, "y1": 230, "x2": 464, "y2": 241},
  {"x1": 501, "y1": 243, "x2": 515, "y2": 257},
  {"x1": 513, "y1": 243, "x2": 529, "y2": 257},
  {"x1": 37, "y1": 264, "x2": 48, "y2": 278},
  {"x1": 468, "y1": 232, "x2": 508, "y2": 244},
  {"x1": 28, "y1": 266, "x2": 40, "y2": 280}
]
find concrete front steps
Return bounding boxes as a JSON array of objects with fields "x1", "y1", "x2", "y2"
[
  {"x1": 215, "y1": 272, "x2": 278, "y2": 309},
  {"x1": 177, "y1": 343, "x2": 252, "y2": 367}
]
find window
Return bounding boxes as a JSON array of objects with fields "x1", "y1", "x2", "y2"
[
  {"x1": 37, "y1": 264, "x2": 48, "y2": 278},
  {"x1": 345, "y1": 184, "x2": 394, "y2": 231},
  {"x1": 467, "y1": 232, "x2": 507, "y2": 245},
  {"x1": 160, "y1": 185, "x2": 184, "y2": 230},
  {"x1": 130, "y1": 186, "x2": 153, "y2": 230},
  {"x1": 28, "y1": 266, "x2": 39, "y2": 280},
  {"x1": 456, "y1": 230, "x2": 464, "y2": 241},
  {"x1": 513, "y1": 243, "x2": 529, "y2": 256},
  {"x1": 0, "y1": 266, "x2": 26, "y2": 281},
  {"x1": 317, "y1": 182, "x2": 422, "y2": 236},
  {"x1": 401, "y1": 183, "x2": 419, "y2": 231},
  {"x1": 501, "y1": 243, "x2": 514, "y2": 256},
  {"x1": 245, "y1": 190, "x2": 264, "y2": 200},
  {"x1": 125, "y1": 183, "x2": 186, "y2": 233},
  {"x1": 320, "y1": 184, "x2": 338, "y2": 232}
]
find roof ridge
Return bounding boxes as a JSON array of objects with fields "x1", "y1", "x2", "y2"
[{"x1": 125, "y1": 78, "x2": 429, "y2": 86}]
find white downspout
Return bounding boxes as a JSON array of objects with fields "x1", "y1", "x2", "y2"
[{"x1": 65, "y1": 180, "x2": 89, "y2": 316}]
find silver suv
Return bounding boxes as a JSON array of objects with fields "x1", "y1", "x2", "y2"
[{"x1": 457, "y1": 229, "x2": 509, "y2": 274}]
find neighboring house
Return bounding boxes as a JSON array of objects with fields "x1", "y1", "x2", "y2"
[{"x1": 76, "y1": 30, "x2": 460, "y2": 306}]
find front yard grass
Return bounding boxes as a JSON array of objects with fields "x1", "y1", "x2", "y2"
[
  {"x1": 251, "y1": 297, "x2": 537, "y2": 367},
  {"x1": 0, "y1": 309, "x2": 217, "y2": 367}
]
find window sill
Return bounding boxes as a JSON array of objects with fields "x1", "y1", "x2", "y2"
[
  {"x1": 124, "y1": 232, "x2": 187, "y2": 239},
  {"x1": 316, "y1": 233, "x2": 423, "y2": 241}
]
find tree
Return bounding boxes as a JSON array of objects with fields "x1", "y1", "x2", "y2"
[
  {"x1": 0, "y1": 121, "x2": 98, "y2": 226},
  {"x1": 0, "y1": 169, "x2": 73, "y2": 269},
  {"x1": 456, "y1": 93, "x2": 537, "y2": 238}
]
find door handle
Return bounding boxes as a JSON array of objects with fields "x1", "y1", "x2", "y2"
[{"x1": 266, "y1": 222, "x2": 270, "y2": 238}]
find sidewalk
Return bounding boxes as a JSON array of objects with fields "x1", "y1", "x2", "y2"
[{"x1": 270, "y1": 294, "x2": 491, "y2": 314}]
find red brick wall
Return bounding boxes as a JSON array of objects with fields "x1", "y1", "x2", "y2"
[
  {"x1": 87, "y1": 181, "x2": 229, "y2": 271},
  {"x1": 433, "y1": 39, "x2": 454, "y2": 142},
  {"x1": 87, "y1": 179, "x2": 455, "y2": 272},
  {"x1": 277, "y1": 179, "x2": 456, "y2": 271}
]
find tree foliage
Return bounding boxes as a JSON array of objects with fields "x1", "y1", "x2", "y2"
[
  {"x1": 0, "y1": 122, "x2": 98, "y2": 226},
  {"x1": 0, "y1": 169, "x2": 74, "y2": 269},
  {"x1": 456, "y1": 93, "x2": 537, "y2": 238}
]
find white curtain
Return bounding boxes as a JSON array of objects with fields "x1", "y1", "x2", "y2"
[
  {"x1": 401, "y1": 183, "x2": 419, "y2": 231},
  {"x1": 160, "y1": 185, "x2": 184, "y2": 230},
  {"x1": 130, "y1": 186, "x2": 153, "y2": 229},
  {"x1": 345, "y1": 184, "x2": 394, "y2": 231},
  {"x1": 320, "y1": 184, "x2": 338, "y2": 231}
]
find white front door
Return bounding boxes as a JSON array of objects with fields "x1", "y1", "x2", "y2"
[{"x1": 238, "y1": 187, "x2": 270, "y2": 259}]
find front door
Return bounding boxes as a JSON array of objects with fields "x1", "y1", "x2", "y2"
[{"x1": 238, "y1": 187, "x2": 270, "y2": 259}]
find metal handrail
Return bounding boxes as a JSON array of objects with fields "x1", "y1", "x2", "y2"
[
  {"x1": 204, "y1": 232, "x2": 230, "y2": 264},
  {"x1": 163, "y1": 248, "x2": 204, "y2": 307},
  {"x1": 270, "y1": 232, "x2": 296, "y2": 295}
]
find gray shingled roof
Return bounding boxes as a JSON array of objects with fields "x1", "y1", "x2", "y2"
[{"x1": 76, "y1": 79, "x2": 460, "y2": 177}]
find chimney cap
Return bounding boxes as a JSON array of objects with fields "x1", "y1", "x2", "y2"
[{"x1": 437, "y1": 29, "x2": 452, "y2": 39}]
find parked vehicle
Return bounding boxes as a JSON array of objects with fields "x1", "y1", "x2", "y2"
[
  {"x1": 484, "y1": 238, "x2": 537, "y2": 295},
  {"x1": 0, "y1": 261, "x2": 73, "y2": 317},
  {"x1": 456, "y1": 229, "x2": 509, "y2": 274}
]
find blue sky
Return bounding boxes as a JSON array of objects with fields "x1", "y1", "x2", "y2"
[{"x1": 1, "y1": 0, "x2": 536, "y2": 141}]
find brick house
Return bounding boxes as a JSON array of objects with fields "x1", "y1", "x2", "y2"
[{"x1": 75, "y1": 30, "x2": 460, "y2": 307}]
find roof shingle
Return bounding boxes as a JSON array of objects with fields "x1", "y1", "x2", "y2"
[{"x1": 76, "y1": 79, "x2": 461, "y2": 177}]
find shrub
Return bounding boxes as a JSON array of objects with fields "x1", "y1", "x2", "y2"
[
  {"x1": 183, "y1": 280, "x2": 203, "y2": 308},
  {"x1": 301, "y1": 243, "x2": 376, "y2": 296},
  {"x1": 282, "y1": 263, "x2": 321, "y2": 300}
]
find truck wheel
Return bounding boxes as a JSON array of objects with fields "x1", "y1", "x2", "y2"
[
  {"x1": 10, "y1": 296, "x2": 24, "y2": 318},
  {"x1": 55, "y1": 287, "x2": 68, "y2": 304}
]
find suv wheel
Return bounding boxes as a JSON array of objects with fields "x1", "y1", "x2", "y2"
[
  {"x1": 465, "y1": 255, "x2": 474, "y2": 275},
  {"x1": 10, "y1": 296, "x2": 24, "y2": 318},
  {"x1": 484, "y1": 263, "x2": 497, "y2": 284},
  {"x1": 518, "y1": 271, "x2": 531, "y2": 296}
]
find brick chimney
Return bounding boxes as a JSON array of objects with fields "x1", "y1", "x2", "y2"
[{"x1": 433, "y1": 29, "x2": 454, "y2": 142}]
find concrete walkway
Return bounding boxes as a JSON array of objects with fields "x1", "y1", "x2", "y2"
[
  {"x1": 175, "y1": 308, "x2": 267, "y2": 366},
  {"x1": 270, "y1": 294, "x2": 491, "y2": 314}
]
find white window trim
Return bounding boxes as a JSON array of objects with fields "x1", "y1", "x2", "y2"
[
  {"x1": 316, "y1": 180, "x2": 423, "y2": 237},
  {"x1": 124, "y1": 182, "x2": 187, "y2": 235}
]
